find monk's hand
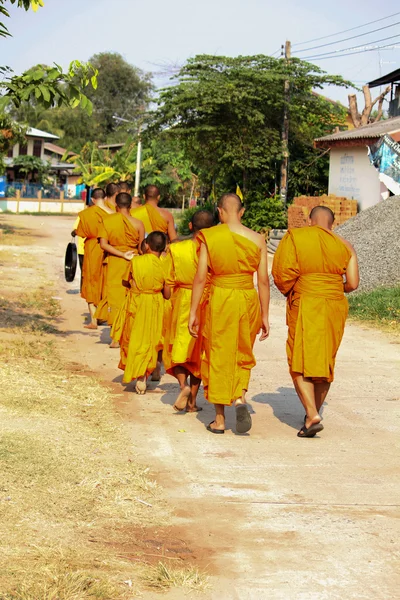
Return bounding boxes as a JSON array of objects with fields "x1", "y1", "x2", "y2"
[
  {"x1": 188, "y1": 313, "x2": 199, "y2": 338},
  {"x1": 124, "y1": 251, "x2": 134, "y2": 261},
  {"x1": 259, "y1": 316, "x2": 270, "y2": 341}
]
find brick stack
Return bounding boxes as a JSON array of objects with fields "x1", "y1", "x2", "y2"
[{"x1": 288, "y1": 195, "x2": 358, "y2": 229}]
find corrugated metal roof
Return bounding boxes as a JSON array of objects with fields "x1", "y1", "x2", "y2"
[
  {"x1": 26, "y1": 127, "x2": 59, "y2": 140},
  {"x1": 368, "y1": 68, "x2": 400, "y2": 88},
  {"x1": 315, "y1": 116, "x2": 400, "y2": 142}
]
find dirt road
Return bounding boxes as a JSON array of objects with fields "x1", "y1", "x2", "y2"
[{"x1": 6, "y1": 215, "x2": 400, "y2": 599}]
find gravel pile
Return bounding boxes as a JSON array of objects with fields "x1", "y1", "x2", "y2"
[{"x1": 335, "y1": 195, "x2": 400, "y2": 293}]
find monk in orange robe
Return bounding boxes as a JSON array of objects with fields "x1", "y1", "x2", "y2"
[
  {"x1": 104, "y1": 182, "x2": 120, "y2": 212},
  {"x1": 164, "y1": 209, "x2": 215, "y2": 412},
  {"x1": 189, "y1": 194, "x2": 270, "y2": 434},
  {"x1": 75, "y1": 188, "x2": 113, "y2": 329},
  {"x1": 272, "y1": 206, "x2": 359, "y2": 438},
  {"x1": 111, "y1": 231, "x2": 171, "y2": 395},
  {"x1": 95, "y1": 192, "x2": 145, "y2": 344},
  {"x1": 132, "y1": 184, "x2": 177, "y2": 241}
]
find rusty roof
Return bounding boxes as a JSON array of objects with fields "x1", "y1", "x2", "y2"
[{"x1": 315, "y1": 115, "x2": 400, "y2": 143}]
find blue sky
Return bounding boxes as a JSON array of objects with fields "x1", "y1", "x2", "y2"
[{"x1": 3, "y1": 0, "x2": 400, "y2": 106}]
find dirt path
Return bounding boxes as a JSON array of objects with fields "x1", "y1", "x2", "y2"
[{"x1": 6, "y1": 215, "x2": 400, "y2": 599}]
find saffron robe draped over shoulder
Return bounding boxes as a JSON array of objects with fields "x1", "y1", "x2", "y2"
[
  {"x1": 163, "y1": 239, "x2": 204, "y2": 378},
  {"x1": 111, "y1": 254, "x2": 165, "y2": 382},
  {"x1": 198, "y1": 224, "x2": 262, "y2": 406},
  {"x1": 131, "y1": 203, "x2": 168, "y2": 234},
  {"x1": 272, "y1": 226, "x2": 352, "y2": 382},
  {"x1": 76, "y1": 205, "x2": 110, "y2": 305},
  {"x1": 95, "y1": 213, "x2": 140, "y2": 325}
]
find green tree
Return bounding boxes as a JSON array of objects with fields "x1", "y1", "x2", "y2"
[
  {"x1": 85, "y1": 52, "x2": 153, "y2": 141},
  {"x1": 12, "y1": 154, "x2": 50, "y2": 183},
  {"x1": 151, "y1": 54, "x2": 351, "y2": 201}
]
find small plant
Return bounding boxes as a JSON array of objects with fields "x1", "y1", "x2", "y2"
[
  {"x1": 242, "y1": 193, "x2": 288, "y2": 234},
  {"x1": 178, "y1": 201, "x2": 216, "y2": 236}
]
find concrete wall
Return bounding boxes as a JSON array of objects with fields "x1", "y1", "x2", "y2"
[
  {"x1": 328, "y1": 146, "x2": 388, "y2": 211},
  {"x1": 0, "y1": 199, "x2": 83, "y2": 214}
]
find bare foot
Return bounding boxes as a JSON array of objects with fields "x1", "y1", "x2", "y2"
[
  {"x1": 151, "y1": 362, "x2": 161, "y2": 381},
  {"x1": 109, "y1": 340, "x2": 120, "y2": 348},
  {"x1": 305, "y1": 414, "x2": 321, "y2": 429},
  {"x1": 135, "y1": 377, "x2": 147, "y2": 395},
  {"x1": 84, "y1": 323, "x2": 98, "y2": 330},
  {"x1": 207, "y1": 420, "x2": 225, "y2": 433},
  {"x1": 173, "y1": 386, "x2": 191, "y2": 411},
  {"x1": 186, "y1": 406, "x2": 203, "y2": 413}
]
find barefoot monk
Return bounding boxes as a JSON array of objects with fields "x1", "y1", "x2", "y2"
[
  {"x1": 272, "y1": 206, "x2": 359, "y2": 438},
  {"x1": 75, "y1": 188, "x2": 113, "y2": 329},
  {"x1": 164, "y1": 209, "x2": 215, "y2": 413},
  {"x1": 189, "y1": 194, "x2": 270, "y2": 434},
  {"x1": 95, "y1": 192, "x2": 145, "y2": 338}
]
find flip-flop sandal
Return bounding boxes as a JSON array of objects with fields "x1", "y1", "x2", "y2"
[
  {"x1": 235, "y1": 404, "x2": 252, "y2": 434},
  {"x1": 206, "y1": 422, "x2": 224, "y2": 434},
  {"x1": 173, "y1": 387, "x2": 191, "y2": 412},
  {"x1": 297, "y1": 422, "x2": 324, "y2": 438},
  {"x1": 186, "y1": 406, "x2": 203, "y2": 413}
]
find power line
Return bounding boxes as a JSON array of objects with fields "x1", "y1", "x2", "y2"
[
  {"x1": 303, "y1": 33, "x2": 400, "y2": 59},
  {"x1": 303, "y1": 42, "x2": 400, "y2": 61},
  {"x1": 295, "y1": 20, "x2": 400, "y2": 53},
  {"x1": 292, "y1": 11, "x2": 400, "y2": 47}
]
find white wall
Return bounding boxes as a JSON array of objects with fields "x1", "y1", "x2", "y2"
[
  {"x1": 328, "y1": 146, "x2": 387, "y2": 211},
  {"x1": 0, "y1": 199, "x2": 82, "y2": 214}
]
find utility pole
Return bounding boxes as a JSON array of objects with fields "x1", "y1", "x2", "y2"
[
  {"x1": 134, "y1": 123, "x2": 142, "y2": 197},
  {"x1": 279, "y1": 40, "x2": 291, "y2": 204}
]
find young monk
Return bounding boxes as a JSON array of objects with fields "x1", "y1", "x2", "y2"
[
  {"x1": 272, "y1": 206, "x2": 359, "y2": 438},
  {"x1": 132, "y1": 184, "x2": 177, "y2": 241},
  {"x1": 95, "y1": 192, "x2": 145, "y2": 345},
  {"x1": 164, "y1": 209, "x2": 215, "y2": 412},
  {"x1": 104, "y1": 182, "x2": 120, "y2": 212},
  {"x1": 189, "y1": 194, "x2": 270, "y2": 434},
  {"x1": 111, "y1": 231, "x2": 171, "y2": 395},
  {"x1": 75, "y1": 188, "x2": 113, "y2": 329},
  {"x1": 118, "y1": 181, "x2": 131, "y2": 193}
]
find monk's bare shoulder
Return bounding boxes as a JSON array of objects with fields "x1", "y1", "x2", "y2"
[
  {"x1": 158, "y1": 206, "x2": 174, "y2": 222},
  {"x1": 242, "y1": 225, "x2": 266, "y2": 250},
  {"x1": 334, "y1": 232, "x2": 356, "y2": 255}
]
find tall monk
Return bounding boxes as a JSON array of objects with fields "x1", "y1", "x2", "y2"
[
  {"x1": 111, "y1": 231, "x2": 171, "y2": 395},
  {"x1": 95, "y1": 193, "x2": 145, "y2": 345},
  {"x1": 75, "y1": 188, "x2": 113, "y2": 329},
  {"x1": 132, "y1": 184, "x2": 177, "y2": 241},
  {"x1": 189, "y1": 194, "x2": 270, "y2": 434},
  {"x1": 104, "y1": 182, "x2": 120, "y2": 212},
  {"x1": 272, "y1": 206, "x2": 359, "y2": 438},
  {"x1": 164, "y1": 209, "x2": 215, "y2": 413}
]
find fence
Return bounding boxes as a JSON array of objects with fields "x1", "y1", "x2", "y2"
[{"x1": 5, "y1": 182, "x2": 69, "y2": 200}]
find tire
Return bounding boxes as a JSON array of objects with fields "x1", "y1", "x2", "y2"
[{"x1": 64, "y1": 241, "x2": 77, "y2": 282}]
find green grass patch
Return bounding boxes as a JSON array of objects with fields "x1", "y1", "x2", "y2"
[{"x1": 348, "y1": 286, "x2": 400, "y2": 331}]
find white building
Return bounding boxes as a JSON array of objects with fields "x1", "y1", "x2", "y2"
[{"x1": 315, "y1": 115, "x2": 400, "y2": 210}]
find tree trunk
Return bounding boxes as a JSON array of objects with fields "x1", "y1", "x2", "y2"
[
  {"x1": 348, "y1": 85, "x2": 391, "y2": 128},
  {"x1": 348, "y1": 94, "x2": 361, "y2": 128},
  {"x1": 360, "y1": 85, "x2": 372, "y2": 126}
]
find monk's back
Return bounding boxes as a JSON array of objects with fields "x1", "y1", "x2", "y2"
[
  {"x1": 132, "y1": 254, "x2": 164, "y2": 292},
  {"x1": 170, "y1": 240, "x2": 197, "y2": 285},
  {"x1": 201, "y1": 225, "x2": 260, "y2": 277},
  {"x1": 291, "y1": 226, "x2": 350, "y2": 276}
]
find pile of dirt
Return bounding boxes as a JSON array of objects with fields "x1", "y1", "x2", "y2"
[{"x1": 336, "y1": 195, "x2": 400, "y2": 292}]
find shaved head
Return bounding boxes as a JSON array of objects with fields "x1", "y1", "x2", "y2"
[
  {"x1": 218, "y1": 193, "x2": 243, "y2": 213},
  {"x1": 144, "y1": 185, "x2": 161, "y2": 200},
  {"x1": 91, "y1": 187, "x2": 105, "y2": 200},
  {"x1": 191, "y1": 209, "x2": 215, "y2": 233},
  {"x1": 118, "y1": 181, "x2": 131, "y2": 193},
  {"x1": 116, "y1": 192, "x2": 132, "y2": 209},
  {"x1": 309, "y1": 206, "x2": 335, "y2": 227}
]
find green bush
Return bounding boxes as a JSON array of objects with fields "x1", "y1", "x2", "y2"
[
  {"x1": 242, "y1": 193, "x2": 287, "y2": 233},
  {"x1": 177, "y1": 202, "x2": 216, "y2": 236}
]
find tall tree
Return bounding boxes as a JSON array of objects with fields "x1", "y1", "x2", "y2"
[
  {"x1": 85, "y1": 52, "x2": 153, "y2": 141},
  {"x1": 151, "y1": 55, "x2": 352, "y2": 200}
]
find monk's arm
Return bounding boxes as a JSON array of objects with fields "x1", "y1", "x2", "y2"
[
  {"x1": 167, "y1": 215, "x2": 178, "y2": 242},
  {"x1": 257, "y1": 242, "x2": 270, "y2": 340},
  {"x1": 188, "y1": 243, "x2": 208, "y2": 337},
  {"x1": 163, "y1": 283, "x2": 171, "y2": 300},
  {"x1": 138, "y1": 222, "x2": 145, "y2": 254},
  {"x1": 99, "y1": 238, "x2": 131, "y2": 260},
  {"x1": 343, "y1": 243, "x2": 359, "y2": 293},
  {"x1": 271, "y1": 232, "x2": 299, "y2": 296}
]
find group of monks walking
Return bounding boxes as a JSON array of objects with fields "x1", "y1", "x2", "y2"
[{"x1": 73, "y1": 183, "x2": 359, "y2": 438}]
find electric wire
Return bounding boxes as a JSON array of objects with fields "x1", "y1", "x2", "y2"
[
  {"x1": 303, "y1": 33, "x2": 400, "y2": 59},
  {"x1": 295, "y1": 20, "x2": 400, "y2": 53},
  {"x1": 303, "y1": 41, "x2": 400, "y2": 61},
  {"x1": 292, "y1": 11, "x2": 400, "y2": 47}
]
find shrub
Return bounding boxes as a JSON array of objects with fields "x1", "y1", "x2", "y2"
[
  {"x1": 177, "y1": 201, "x2": 216, "y2": 236},
  {"x1": 242, "y1": 193, "x2": 288, "y2": 233}
]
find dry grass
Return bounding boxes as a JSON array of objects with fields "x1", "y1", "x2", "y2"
[{"x1": 0, "y1": 220, "x2": 210, "y2": 598}]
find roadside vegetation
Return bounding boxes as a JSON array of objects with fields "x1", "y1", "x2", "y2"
[
  {"x1": 348, "y1": 286, "x2": 400, "y2": 334},
  {"x1": 0, "y1": 217, "x2": 208, "y2": 598}
]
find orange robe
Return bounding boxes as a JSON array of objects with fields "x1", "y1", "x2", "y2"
[
  {"x1": 163, "y1": 239, "x2": 204, "y2": 379},
  {"x1": 104, "y1": 199, "x2": 116, "y2": 213},
  {"x1": 272, "y1": 226, "x2": 352, "y2": 382},
  {"x1": 95, "y1": 213, "x2": 140, "y2": 325},
  {"x1": 76, "y1": 205, "x2": 110, "y2": 305},
  {"x1": 198, "y1": 225, "x2": 262, "y2": 406},
  {"x1": 131, "y1": 203, "x2": 168, "y2": 234},
  {"x1": 111, "y1": 254, "x2": 165, "y2": 382}
]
